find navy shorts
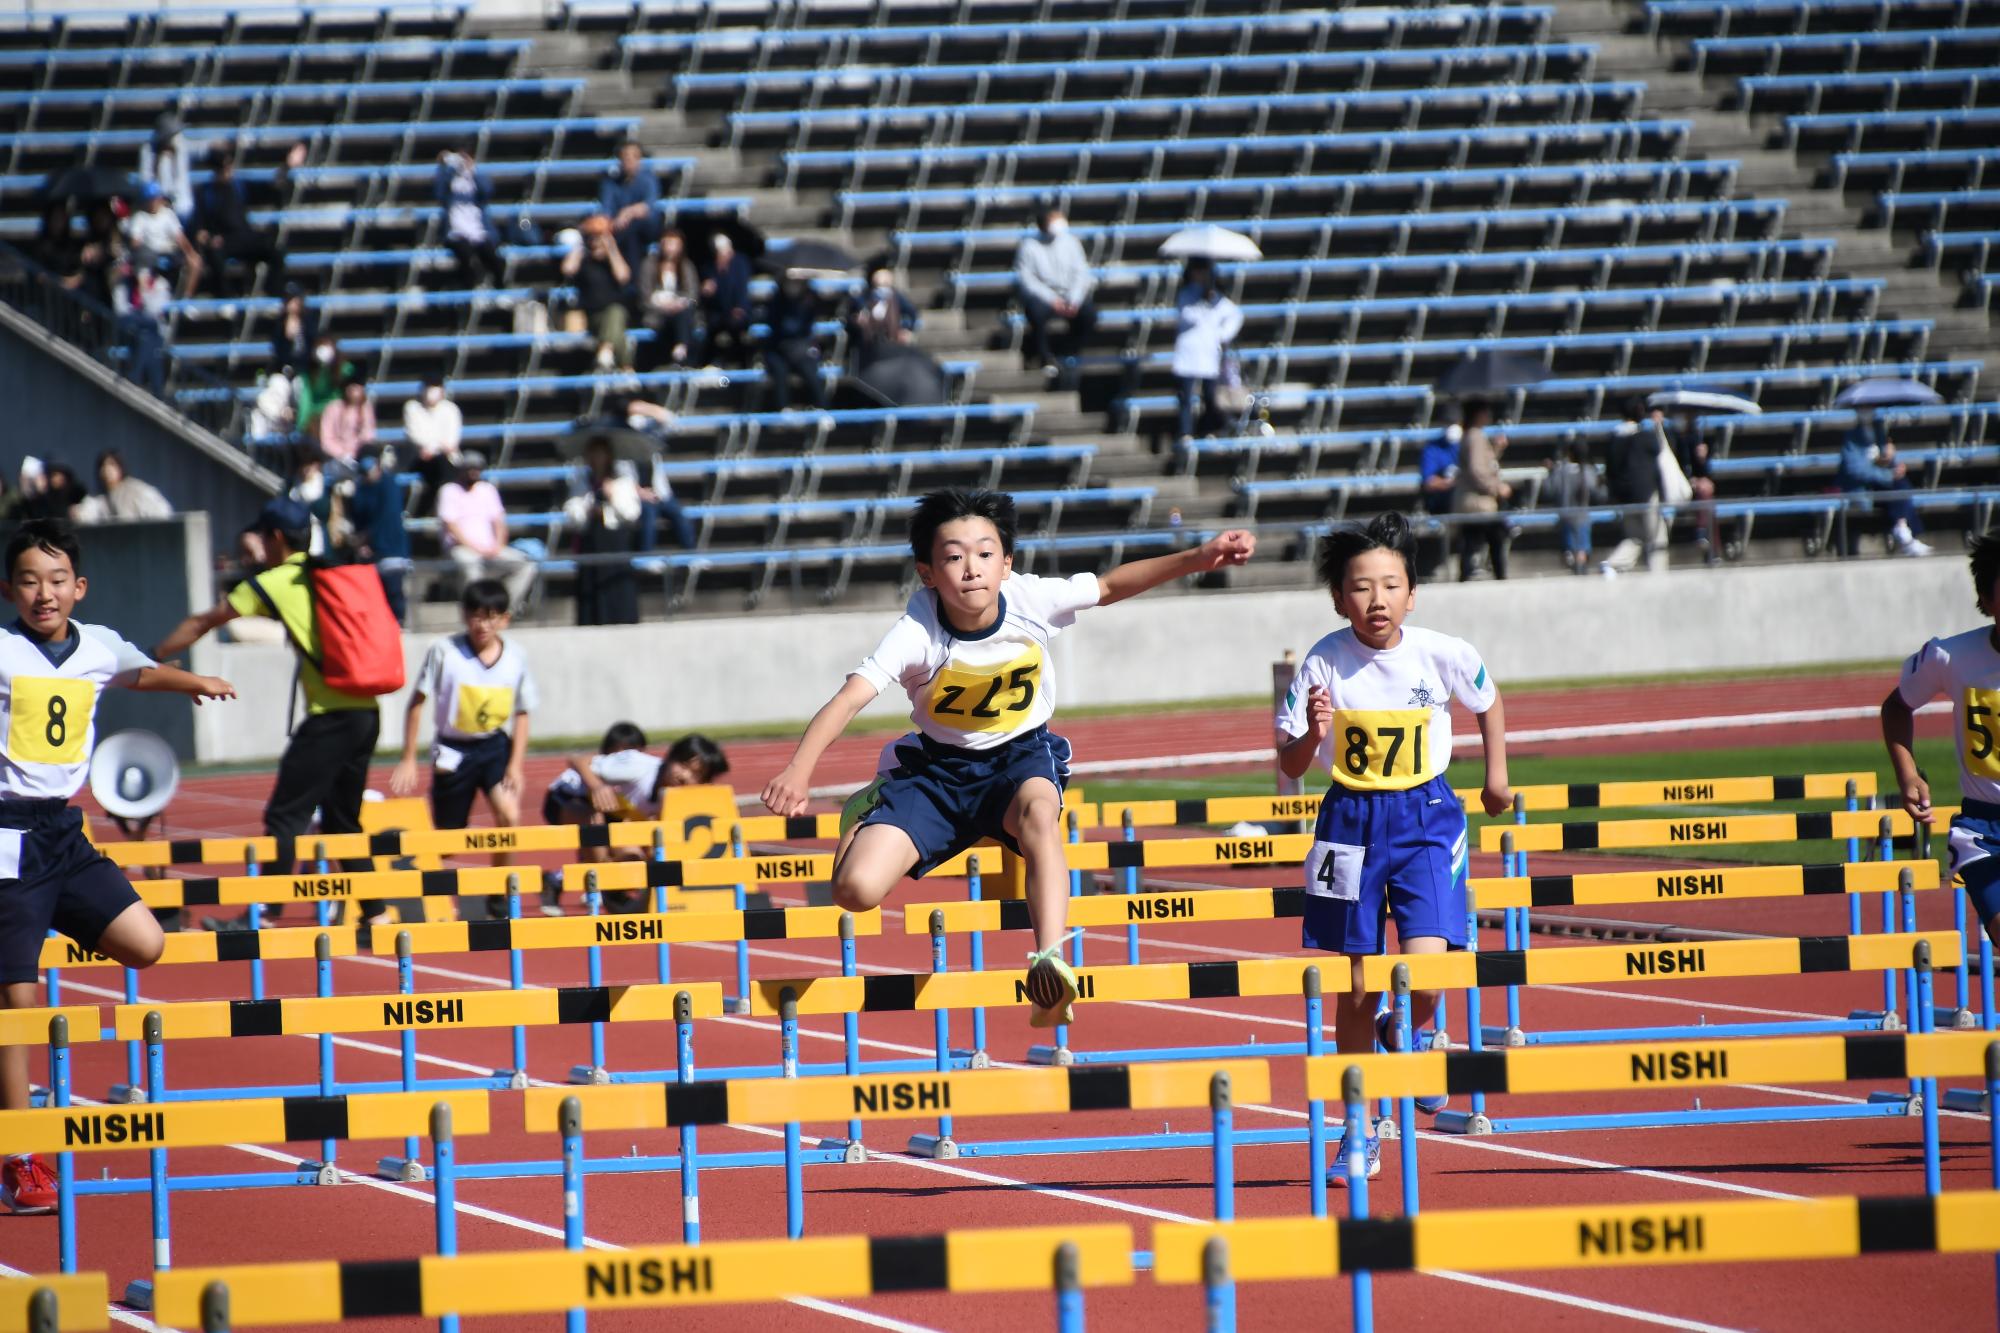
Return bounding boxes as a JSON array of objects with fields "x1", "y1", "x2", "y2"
[
  {"x1": 430, "y1": 732, "x2": 513, "y2": 830},
  {"x1": 851, "y1": 727, "x2": 1071, "y2": 876},
  {"x1": 0, "y1": 799, "x2": 142, "y2": 986},
  {"x1": 1302, "y1": 773, "x2": 1470, "y2": 956},
  {"x1": 1948, "y1": 799, "x2": 2000, "y2": 923}
]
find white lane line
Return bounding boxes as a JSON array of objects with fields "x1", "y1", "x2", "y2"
[
  {"x1": 0, "y1": 1258, "x2": 161, "y2": 1331},
  {"x1": 1429, "y1": 1272, "x2": 1743, "y2": 1332}
]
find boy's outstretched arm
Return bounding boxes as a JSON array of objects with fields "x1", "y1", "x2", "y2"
[
  {"x1": 1096, "y1": 530, "x2": 1255, "y2": 607},
  {"x1": 1881, "y1": 689, "x2": 1932, "y2": 824},
  {"x1": 1476, "y1": 693, "x2": 1512, "y2": 817},
  {"x1": 763, "y1": 675, "x2": 879, "y2": 816},
  {"x1": 389, "y1": 690, "x2": 429, "y2": 796},
  {"x1": 129, "y1": 663, "x2": 235, "y2": 703}
]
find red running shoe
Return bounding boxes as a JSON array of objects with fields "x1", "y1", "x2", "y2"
[{"x1": 1, "y1": 1154, "x2": 57, "y2": 1214}]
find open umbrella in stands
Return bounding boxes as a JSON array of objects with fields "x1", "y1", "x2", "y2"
[
  {"x1": 1432, "y1": 349, "x2": 1544, "y2": 397},
  {"x1": 760, "y1": 237, "x2": 858, "y2": 280},
  {"x1": 554, "y1": 422, "x2": 661, "y2": 467},
  {"x1": 1157, "y1": 225, "x2": 1262, "y2": 262},
  {"x1": 1834, "y1": 378, "x2": 1943, "y2": 409},
  {"x1": 1647, "y1": 390, "x2": 1761, "y2": 415},
  {"x1": 41, "y1": 165, "x2": 141, "y2": 205},
  {"x1": 852, "y1": 343, "x2": 948, "y2": 408}
]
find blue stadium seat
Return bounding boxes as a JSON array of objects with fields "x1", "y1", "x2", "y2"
[
  {"x1": 1693, "y1": 26, "x2": 2000, "y2": 79},
  {"x1": 1645, "y1": 0, "x2": 2000, "y2": 42},
  {"x1": 1740, "y1": 63, "x2": 2000, "y2": 115}
]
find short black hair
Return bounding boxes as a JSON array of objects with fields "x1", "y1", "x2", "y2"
[
  {"x1": 600, "y1": 721, "x2": 648, "y2": 753},
  {"x1": 6, "y1": 518, "x2": 82, "y2": 578},
  {"x1": 1314, "y1": 512, "x2": 1414, "y2": 592},
  {"x1": 666, "y1": 733, "x2": 730, "y2": 782},
  {"x1": 909, "y1": 488, "x2": 1016, "y2": 563},
  {"x1": 1972, "y1": 530, "x2": 2000, "y2": 615},
  {"x1": 460, "y1": 578, "x2": 511, "y2": 616}
]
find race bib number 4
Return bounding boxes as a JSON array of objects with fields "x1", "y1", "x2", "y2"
[
  {"x1": 453, "y1": 684, "x2": 514, "y2": 736},
  {"x1": 924, "y1": 645, "x2": 1042, "y2": 736},
  {"x1": 1329, "y1": 708, "x2": 1431, "y2": 792},
  {"x1": 7, "y1": 676, "x2": 97, "y2": 767}
]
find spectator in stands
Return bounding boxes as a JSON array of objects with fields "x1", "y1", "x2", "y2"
[
  {"x1": 762, "y1": 274, "x2": 829, "y2": 412},
  {"x1": 1840, "y1": 408, "x2": 1932, "y2": 558},
  {"x1": 124, "y1": 183, "x2": 201, "y2": 297},
  {"x1": 700, "y1": 232, "x2": 753, "y2": 368},
  {"x1": 8, "y1": 459, "x2": 43, "y2": 522},
  {"x1": 850, "y1": 266, "x2": 917, "y2": 363},
  {"x1": 402, "y1": 374, "x2": 463, "y2": 513},
  {"x1": 435, "y1": 146, "x2": 505, "y2": 288},
  {"x1": 251, "y1": 371, "x2": 296, "y2": 443},
  {"x1": 75, "y1": 203, "x2": 123, "y2": 310},
  {"x1": 438, "y1": 451, "x2": 536, "y2": 611},
  {"x1": 1014, "y1": 201, "x2": 1096, "y2": 380},
  {"x1": 562, "y1": 216, "x2": 634, "y2": 371},
  {"x1": 138, "y1": 113, "x2": 198, "y2": 221},
  {"x1": 110, "y1": 253, "x2": 173, "y2": 396},
  {"x1": 1601, "y1": 400, "x2": 1667, "y2": 576},
  {"x1": 565, "y1": 436, "x2": 644, "y2": 626},
  {"x1": 25, "y1": 462, "x2": 86, "y2": 521},
  {"x1": 73, "y1": 450, "x2": 170, "y2": 524},
  {"x1": 33, "y1": 199, "x2": 81, "y2": 288},
  {"x1": 637, "y1": 229, "x2": 701, "y2": 370},
  {"x1": 599, "y1": 139, "x2": 661, "y2": 274},
  {"x1": 1416, "y1": 422, "x2": 1461, "y2": 580},
  {"x1": 317, "y1": 375, "x2": 377, "y2": 469},
  {"x1": 1171, "y1": 260, "x2": 1243, "y2": 444},
  {"x1": 192, "y1": 148, "x2": 285, "y2": 299},
  {"x1": 285, "y1": 448, "x2": 330, "y2": 554},
  {"x1": 295, "y1": 335, "x2": 353, "y2": 435},
  {"x1": 1671, "y1": 410, "x2": 1721, "y2": 566},
  {"x1": 612, "y1": 394, "x2": 698, "y2": 551},
  {"x1": 341, "y1": 445, "x2": 411, "y2": 624},
  {"x1": 1451, "y1": 399, "x2": 1511, "y2": 582},
  {"x1": 1544, "y1": 443, "x2": 1598, "y2": 575},
  {"x1": 270, "y1": 283, "x2": 318, "y2": 376}
]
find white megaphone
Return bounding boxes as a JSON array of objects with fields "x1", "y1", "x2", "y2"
[{"x1": 89, "y1": 729, "x2": 180, "y2": 836}]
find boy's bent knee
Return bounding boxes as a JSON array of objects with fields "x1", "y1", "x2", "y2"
[{"x1": 830, "y1": 872, "x2": 890, "y2": 914}]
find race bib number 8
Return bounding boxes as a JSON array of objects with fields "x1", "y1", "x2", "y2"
[
  {"x1": 1965, "y1": 687, "x2": 2000, "y2": 780},
  {"x1": 1329, "y1": 708, "x2": 1431, "y2": 792},
  {"x1": 924, "y1": 645, "x2": 1042, "y2": 736},
  {"x1": 452, "y1": 684, "x2": 514, "y2": 736},
  {"x1": 8, "y1": 676, "x2": 97, "y2": 767}
]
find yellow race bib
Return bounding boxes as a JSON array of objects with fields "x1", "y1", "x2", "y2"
[
  {"x1": 8, "y1": 676, "x2": 97, "y2": 767},
  {"x1": 452, "y1": 684, "x2": 514, "y2": 736},
  {"x1": 1964, "y1": 688, "x2": 2000, "y2": 780},
  {"x1": 1329, "y1": 708, "x2": 1432, "y2": 792},
  {"x1": 923, "y1": 645, "x2": 1042, "y2": 736}
]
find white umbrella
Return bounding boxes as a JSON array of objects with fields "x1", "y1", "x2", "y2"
[
  {"x1": 1834, "y1": 378, "x2": 1944, "y2": 409},
  {"x1": 1646, "y1": 390, "x2": 1761, "y2": 415},
  {"x1": 1158, "y1": 225, "x2": 1262, "y2": 262}
]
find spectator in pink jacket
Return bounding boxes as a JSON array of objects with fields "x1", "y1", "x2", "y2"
[{"x1": 316, "y1": 375, "x2": 377, "y2": 467}]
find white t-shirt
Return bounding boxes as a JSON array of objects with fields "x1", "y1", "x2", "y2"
[
  {"x1": 0, "y1": 619, "x2": 153, "y2": 801},
  {"x1": 1897, "y1": 626, "x2": 2000, "y2": 805},
  {"x1": 1275, "y1": 624, "x2": 1496, "y2": 792},
  {"x1": 851, "y1": 571, "x2": 1102, "y2": 751},
  {"x1": 414, "y1": 633, "x2": 538, "y2": 746},
  {"x1": 548, "y1": 749, "x2": 664, "y2": 817}
]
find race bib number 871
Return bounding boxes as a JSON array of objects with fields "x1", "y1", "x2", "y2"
[
  {"x1": 1329, "y1": 708, "x2": 1432, "y2": 792},
  {"x1": 1964, "y1": 687, "x2": 2000, "y2": 780},
  {"x1": 8, "y1": 676, "x2": 97, "y2": 767}
]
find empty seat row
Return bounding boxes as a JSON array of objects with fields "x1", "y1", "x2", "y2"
[
  {"x1": 1646, "y1": 0, "x2": 2000, "y2": 40},
  {"x1": 1692, "y1": 24, "x2": 2000, "y2": 78},
  {"x1": 0, "y1": 2, "x2": 469, "y2": 51},
  {"x1": 1740, "y1": 62, "x2": 2000, "y2": 115}
]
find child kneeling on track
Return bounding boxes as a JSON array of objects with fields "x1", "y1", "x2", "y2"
[
  {"x1": 762, "y1": 487, "x2": 1255, "y2": 1029},
  {"x1": 544, "y1": 725, "x2": 729, "y2": 912},
  {"x1": 1275, "y1": 511, "x2": 1510, "y2": 1183},
  {"x1": 0, "y1": 519, "x2": 236, "y2": 1214},
  {"x1": 390, "y1": 579, "x2": 539, "y2": 923},
  {"x1": 1883, "y1": 529, "x2": 2000, "y2": 950}
]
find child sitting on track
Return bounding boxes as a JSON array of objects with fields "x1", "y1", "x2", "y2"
[
  {"x1": 761, "y1": 487, "x2": 1255, "y2": 1028},
  {"x1": 0, "y1": 519, "x2": 236, "y2": 1213},
  {"x1": 544, "y1": 725, "x2": 729, "y2": 912},
  {"x1": 389, "y1": 579, "x2": 539, "y2": 923},
  {"x1": 1883, "y1": 529, "x2": 2000, "y2": 948},
  {"x1": 1275, "y1": 511, "x2": 1510, "y2": 1182}
]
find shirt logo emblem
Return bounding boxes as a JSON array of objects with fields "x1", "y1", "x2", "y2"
[{"x1": 1408, "y1": 681, "x2": 1440, "y2": 709}]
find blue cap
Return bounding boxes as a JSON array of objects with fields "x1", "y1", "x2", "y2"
[
  {"x1": 254, "y1": 497, "x2": 312, "y2": 536},
  {"x1": 140, "y1": 181, "x2": 163, "y2": 202}
]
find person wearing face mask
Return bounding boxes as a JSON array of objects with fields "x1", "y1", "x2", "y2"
[
  {"x1": 294, "y1": 337, "x2": 354, "y2": 435},
  {"x1": 1171, "y1": 259, "x2": 1243, "y2": 444},
  {"x1": 850, "y1": 266, "x2": 917, "y2": 364},
  {"x1": 1013, "y1": 201, "x2": 1096, "y2": 381},
  {"x1": 402, "y1": 375, "x2": 462, "y2": 515}
]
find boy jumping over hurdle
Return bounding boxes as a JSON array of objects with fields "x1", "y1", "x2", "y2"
[{"x1": 762, "y1": 488, "x2": 1254, "y2": 1028}]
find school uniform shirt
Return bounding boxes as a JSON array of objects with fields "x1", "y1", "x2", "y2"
[
  {"x1": 851, "y1": 571, "x2": 1101, "y2": 751},
  {"x1": 415, "y1": 633, "x2": 538, "y2": 752},
  {"x1": 1898, "y1": 627, "x2": 2000, "y2": 805},
  {"x1": 1274, "y1": 624, "x2": 1496, "y2": 792},
  {"x1": 547, "y1": 750, "x2": 665, "y2": 818},
  {"x1": 0, "y1": 619, "x2": 154, "y2": 801}
]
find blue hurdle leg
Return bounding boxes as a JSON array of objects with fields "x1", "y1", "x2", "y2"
[
  {"x1": 1304, "y1": 968, "x2": 1328, "y2": 1220},
  {"x1": 1392, "y1": 968, "x2": 1419, "y2": 1218},
  {"x1": 909, "y1": 915, "x2": 957, "y2": 1159},
  {"x1": 731, "y1": 830, "x2": 751, "y2": 1013},
  {"x1": 968, "y1": 864, "x2": 989, "y2": 1059},
  {"x1": 1211, "y1": 1071, "x2": 1235, "y2": 1223},
  {"x1": 1121, "y1": 811, "x2": 1139, "y2": 967},
  {"x1": 653, "y1": 829, "x2": 674, "y2": 986},
  {"x1": 840, "y1": 916, "x2": 863, "y2": 1151},
  {"x1": 392, "y1": 933, "x2": 423, "y2": 1177},
  {"x1": 314, "y1": 932, "x2": 336, "y2": 1169},
  {"x1": 781, "y1": 992, "x2": 804, "y2": 1239},
  {"x1": 146, "y1": 1019, "x2": 170, "y2": 1273},
  {"x1": 578, "y1": 879, "x2": 608, "y2": 1081},
  {"x1": 675, "y1": 996, "x2": 701, "y2": 1244},
  {"x1": 560, "y1": 1096, "x2": 586, "y2": 1333},
  {"x1": 1917, "y1": 945, "x2": 1942, "y2": 1196},
  {"x1": 1203, "y1": 1236, "x2": 1236, "y2": 1333},
  {"x1": 49, "y1": 1017, "x2": 76, "y2": 1274},
  {"x1": 1340, "y1": 1069, "x2": 1374, "y2": 1333},
  {"x1": 506, "y1": 878, "x2": 529, "y2": 1085},
  {"x1": 1846, "y1": 781, "x2": 1862, "y2": 939},
  {"x1": 121, "y1": 966, "x2": 142, "y2": 1100},
  {"x1": 1054, "y1": 1241, "x2": 1085, "y2": 1333},
  {"x1": 432, "y1": 1104, "x2": 460, "y2": 1333},
  {"x1": 246, "y1": 848, "x2": 265, "y2": 1002},
  {"x1": 1068, "y1": 811, "x2": 1086, "y2": 973}
]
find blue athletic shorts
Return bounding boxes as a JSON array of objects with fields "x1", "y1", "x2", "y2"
[
  {"x1": 1948, "y1": 799, "x2": 2000, "y2": 924},
  {"x1": 851, "y1": 726, "x2": 1072, "y2": 876},
  {"x1": 430, "y1": 732, "x2": 512, "y2": 830},
  {"x1": 1301, "y1": 773, "x2": 1470, "y2": 956},
  {"x1": 0, "y1": 799, "x2": 143, "y2": 985}
]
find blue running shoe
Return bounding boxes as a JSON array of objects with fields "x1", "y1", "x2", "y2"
[
  {"x1": 1326, "y1": 1133, "x2": 1382, "y2": 1187},
  {"x1": 1377, "y1": 1010, "x2": 1450, "y2": 1113}
]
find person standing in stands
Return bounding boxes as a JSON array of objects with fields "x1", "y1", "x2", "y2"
[
  {"x1": 138, "y1": 113, "x2": 198, "y2": 221},
  {"x1": 700, "y1": 232, "x2": 754, "y2": 368},
  {"x1": 599, "y1": 139, "x2": 661, "y2": 274},
  {"x1": 1450, "y1": 400, "x2": 1511, "y2": 582},
  {"x1": 1416, "y1": 422, "x2": 1461, "y2": 580},
  {"x1": 191, "y1": 148, "x2": 285, "y2": 298},
  {"x1": 762, "y1": 274, "x2": 829, "y2": 412},
  {"x1": 1014, "y1": 201, "x2": 1096, "y2": 381},
  {"x1": 152, "y1": 499, "x2": 384, "y2": 926},
  {"x1": 269, "y1": 284, "x2": 318, "y2": 376},
  {"x1": 1171, "y1": 259, "x2": 1243, "y2": 444},
  {"x1": 1601, "y1": 400, "x2": 1667, "y2": 576},
  {"x1": 435, "y1": 146, "x2": 505, "y2": 289}
]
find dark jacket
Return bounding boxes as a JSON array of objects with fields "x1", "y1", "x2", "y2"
[
  {"x1": 1605, "y1": 424, "x2": 1660, "y2": 505},
  {"x1": 704, "y1": 253, "x2": 752, "y2": 319},
  {"x1": 343, "y1": 466, "x2": 409, "y2": 560},
  {"x1": 193, "y1": 177, "x2": 252, "y2": 239}
]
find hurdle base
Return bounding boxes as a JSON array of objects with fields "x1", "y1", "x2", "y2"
[
  {"x1": 302, "y1": 1160, "x2": 341, "y2": 1186},
  {"x1": 105, "y1": 1083, "x2": 148, "y2": 1105},
  {"x1": 501, "y1": 1069, "x2": 530, "y2": 1091},
  {"x1": 1479, "y1": 1101, "x2": 1923, "y2": 1134},
  {"x1": 1865, "y1": 1090, "x2": 1922, "y2": 1116},
  {"x1": 818, "y1": 1137, "x2": 869, "y2": 1164},
  {"x1": 1433, "y1": 1110, "x2": 1493, "y2": 1135},
  {"x1": 123, "y1": 1279, "x2": 153, "y2": 1311},
  {"x1": 960, "y1": 1049, "x2": 992, "y2": 1069},
  {"x1": 1943, "y1": 1088, "x2": 1990, "y2": 1113},
  {"x1": 567, "y1": 1065, "x2": 613, "y2": 1086},
  {"x1": 907, "y1": 1133, "x2": 959, "y2": 1159},
  {"x1": 1947, "y1": 1007, "x2": 1977, "y2": 1030},
  {"x1": 1376, "y1": 1116, "x2": 1399, "y2": 1140},
  {"x1": 1478, "y1": 1026, "x2": 1528, "y2": 1048},
  {"x1": 727, "y1": 997, "x2": 751, "y2": 1016},
  {"x1": 376, "y1": 1156, "x2": 432, "y2": 1182},
  {"x1": 1026, "y1": 1044, "x2": 1074, "y2": 1066},
  {"x1": 1847, "y1": 1009, "x2": 1907, "y2": 1032}
]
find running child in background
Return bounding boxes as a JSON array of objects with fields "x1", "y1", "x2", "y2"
[
  {"x1": 762, "y1": 488, "x2": 1255, "y2": 1028},
  {"x1": 1275, "y1": 511, "x2": 1509, "y2": 1182},
  {"x1": 1883, "y1": 529, "x2": 2000, "y2": 947},
  {"x1": 389, "y1": 579, "x2": 538, "y2": 923},
  {"x1": 0, "y1": 519, "x2": 236, "y2": 1213},
  {"x1": 544, "y1": 726, "x2": 729, "y2": 912}
]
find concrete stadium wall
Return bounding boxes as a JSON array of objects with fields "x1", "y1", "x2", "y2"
[{"x1": 193, "y1": 555, "x2": 1963, "y2": 764}]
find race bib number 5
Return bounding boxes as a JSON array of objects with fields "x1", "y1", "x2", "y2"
[
  {"x1": 924, "y1": 645, "x2": 1042, "y2": 736},
  {"x1": 1965, "y1": 687, "x2": 2000, "y2": 780},
  {"x1": 453, "y1": 684, "x2": 514, "y2": 736},
  {"x1": 8, "y1": 676, "x2": 97, "y2": 767},
  {"x1": 1329, "y1": 708, "x2": 1431, "y2": 792}
]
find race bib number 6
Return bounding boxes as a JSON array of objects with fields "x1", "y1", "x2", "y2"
[
  {"x1": 453, "y1": 684, "x2": 515, "y2": 736},
  {"x1": 1329, "y1": 708, "x2": 1431, "y2": 792},
  {"x1": 8, "y1": 676, "x2": 97, "y2": 767},
  {"x1": 1965, "y1": 687, "x2": 2000, "y2": 780},
  {"x1": 924, "y1": 645, "x2": 1042, "y2": 736}
]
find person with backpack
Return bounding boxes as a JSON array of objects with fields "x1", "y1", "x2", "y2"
[{"x1": 153, "y1": 498, "x2": 405, "y2": 924}]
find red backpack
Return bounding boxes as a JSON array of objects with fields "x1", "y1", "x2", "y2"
[{"x1": 251, "y1": 559, "x2": 405, "y2": 697}]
